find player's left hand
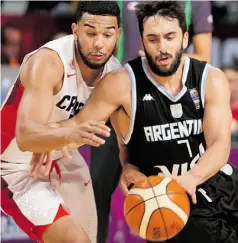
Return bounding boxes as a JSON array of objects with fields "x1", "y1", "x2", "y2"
[
  {"x1": 30, "y1": 147, "x2": 71, "y2": 178},
  {"x1": 29, "y1": 122, "x2": 73, "y2": 178},
  {"x1": 165, "y1": 171, "x2": 201, "y2": 204}
]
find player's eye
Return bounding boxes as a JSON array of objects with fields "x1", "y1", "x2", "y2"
[
  {"x1": 87, "y1": 33, "x2": 96, "y2": 37},
  {"x1": 166, "y1": 36, "x2": 175, "y2": 41},
  {"x1": 104, "y1": 33, "x2": 113, "y2": 38}
]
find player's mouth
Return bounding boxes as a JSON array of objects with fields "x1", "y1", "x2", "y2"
[
  {"x1": 89, "y1": 53, "x2": 105, "y2": 61},
  {"x1": 157, "y1": 56, "x2": 171, "y2": 65}
]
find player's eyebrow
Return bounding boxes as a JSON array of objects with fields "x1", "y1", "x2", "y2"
[
  {"x1": 146, "y1": 31, "x2": 177, "y2": 37},
  {"x1": 146, "y1": 34, "x2": 159, "y2": 37},
  {"x1": 84, "y1": 23, "x2": 115, "y2": 30},
  {"x1": 164, "y1": 31, "x2": 176, "y2": 36},
  {"x1": 84, "y1": 23, "x2": 96, "y2": 29},
  {"x1": 105, "y1": 26, "x2": 115, "y2": 30}
]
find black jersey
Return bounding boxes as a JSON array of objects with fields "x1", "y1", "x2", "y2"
[{"x1": 124, "y1": 56, "x2": 211, "y2": 177}]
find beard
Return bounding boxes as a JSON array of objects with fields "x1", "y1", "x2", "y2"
[
  {"x1": 77, "y1": 39, "x2": 117, "y2": 69},
  {"x1": 144, "y1": 44, "x2": 184, "y2": 77}
]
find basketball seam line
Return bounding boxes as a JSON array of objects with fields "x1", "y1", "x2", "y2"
[
  {"x1": 138, "y1": 202, "x2": 145, "y2": 237},
  {"x1": 125, "y1": 192, "x2": 185, "y2": 218},
  {"x1": 147, "y1": 177, "x2": 169, "y2": 241}
]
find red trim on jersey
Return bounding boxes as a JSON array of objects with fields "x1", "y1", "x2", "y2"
[
  {"x1": 1, "y1": 177, "x2": 69, "y2": 242},
  {"x1": 33, "y1": 205, "x2": 69, "y2": 238},
  {"x1": 1, "y1": 78, "x2": 24, "y2": 154},
  {"x1": 1, "y1": 177, "x2": 42, "y2": 242},
  {"x1": 49, "y1": 161, "x2": 62, "y2": 183}
]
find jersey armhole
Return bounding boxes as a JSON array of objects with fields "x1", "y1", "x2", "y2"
[
  {"x1": 122, "y1": 64, "x2": 137, "y2": 144},
  {"x1": 200, "y1": 63, "x2": 211, "y2": 108}
]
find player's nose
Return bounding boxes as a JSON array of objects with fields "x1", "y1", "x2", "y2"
[
  {"x1": 93, "y1": 38, "x2": 104, "y2": 50},
  {"x1": 157, "y1": 39, "x2": 167, "y2": 53}
]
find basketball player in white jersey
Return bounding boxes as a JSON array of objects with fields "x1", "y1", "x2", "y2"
[
  {"x1": 31, "y1": 2, "x2": 238, "y2": 242},
  {"x1": 1, "y1": 2, "x2": 121, "y2": 243}
]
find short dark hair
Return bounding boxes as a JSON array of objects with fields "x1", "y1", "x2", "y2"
[
  {"x1": 136, "y1": 1, "x2": 187, "y2": 35},
  {"x1": 75, "y1": 1, "x2": 120, "y2": 27}
]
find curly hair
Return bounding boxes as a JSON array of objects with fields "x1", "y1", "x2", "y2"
[
  {"x1": 75, "y1": 1, "x2": 120, "y2": 27},
  {"x1": 136, "y1": 1, "x2": 187, "y2": 35}
]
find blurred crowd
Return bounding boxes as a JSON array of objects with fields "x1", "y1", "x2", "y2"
[{"x1": 1, "y1": 1, "x2": 238, "y2": 132}]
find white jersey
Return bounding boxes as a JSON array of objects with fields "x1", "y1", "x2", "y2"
[{"x1": 1, "y1": 35, "x2": 121, "y2": 164}]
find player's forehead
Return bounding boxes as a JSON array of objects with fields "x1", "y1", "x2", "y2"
[
  {"x1": 143, "y1": 15, "x2": 180, "y2": 36},
  {"x1": 80, "y1": 13, "x2": 118, "y2": 30}
]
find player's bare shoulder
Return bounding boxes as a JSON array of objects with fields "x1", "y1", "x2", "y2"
[
  {"x1": 20, "y1": 48, "x2": 64, "y2": 91},
  {"x1": 208, "y1": 66, "x2": 228, "y2": 82},
  {"x1": 205, "y1": 66, "x2": 230, "y2": 102},
  {"x1": 98, "y1": 66, "x2": 131, "y2": 100}
]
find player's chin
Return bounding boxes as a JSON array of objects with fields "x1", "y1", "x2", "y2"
[
  {"x1": 88, "y1": 60, "x2": 107, "y2": 69},
  {"x1": 156, "y1": 66, "x2": 171, "y2": 73},
  {"x1": 156, "y1": 61, "x2": 172, "y2": 70}
]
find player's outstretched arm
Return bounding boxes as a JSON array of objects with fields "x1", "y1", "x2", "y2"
[
  {"x1": 75, "y1": 68, "x2": 130, "y2": 124},
  {"x1": 189, "y1": 67, "x2": 232, "y2": 184},
  {"x1": 29, "y1": 68, "x2": 129, "y2": 177},
  {"x1": 46, "y1": 68, "x2": 131, "y2": 152},
  {"x1": 16, "y1": 49, "x2": 109, "y2": 153},
  {"x1": 57, "y1": 67, "x2": 131, "y2": 135}
]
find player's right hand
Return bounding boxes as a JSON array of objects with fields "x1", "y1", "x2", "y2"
[
  {"x1": 30, "y1": 120, "x2": 110, "y2": 178},
  {"x1": 119, "y1": 163, "x2": 147, "y2": 195},
  {"x1": 70, "y1": 120, "x2": 111, "y2": 147}
]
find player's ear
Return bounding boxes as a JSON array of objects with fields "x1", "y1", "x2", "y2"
[
  {"x1": 71, "y1": 23, "x2": 78, "y2": 41},
  {"x1": 183, "y1": 32, "x2": 189, "y2": 50},
  {"x1": 117, "y1": 28, "x2": 122, "y2": 41}
]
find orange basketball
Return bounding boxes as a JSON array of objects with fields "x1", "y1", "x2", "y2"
[{"x1": 124, "y1": 175, "x2": 190, "y2": 242}]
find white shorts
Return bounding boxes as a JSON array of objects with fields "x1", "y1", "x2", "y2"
[{"x1": 1, "y1": 150, "x2": 97, "y2": 243}]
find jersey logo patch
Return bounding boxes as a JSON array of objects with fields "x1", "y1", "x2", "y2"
[
  {"x1": 189, "y1": 88, "x2": 201, "y2": 109},
  {"x1": 84, "y1": 179, "x2": 91, "y2": 187},
  {"x1": 143, "y1": 94, "x2": 154, "y2": 101},
  {"x1": 67, "y1": 73, "x2": 76, "y2": 78},
  {"x1": 170, "y1": 103, "x2": 183, "y2": 118}
]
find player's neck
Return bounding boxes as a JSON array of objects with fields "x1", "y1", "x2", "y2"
[
  {"x1": 76, "y1": 51, "x2": 103, "y2": 87},
  {"x1": 147, "y1": 56, "x2": 185, "y2": 96}
]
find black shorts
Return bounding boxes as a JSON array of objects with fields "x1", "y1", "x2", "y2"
[{"x1": 148, "y1": 163, "x2": 238, "y2": 243}]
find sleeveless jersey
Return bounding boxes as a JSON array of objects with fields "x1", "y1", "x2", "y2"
[
  {"x1": 1, "y1": 35, "x2": 121, "y2": 164},
  {"x1": 124, "y1": 56, "x2": 211, "y2": 177}
]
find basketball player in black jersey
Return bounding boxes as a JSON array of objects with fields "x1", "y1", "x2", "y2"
[{"x1": 31, "y1": 1, "x2": 238, "y2": 242}]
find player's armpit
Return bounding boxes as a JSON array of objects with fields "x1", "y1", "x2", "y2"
[{"x1": 190, "y1": 67, "x2": 232, "y2": 184}]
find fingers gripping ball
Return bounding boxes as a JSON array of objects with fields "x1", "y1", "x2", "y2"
[{"x1": 124, "y1": 175, "x2": 190, "y2": 241}]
